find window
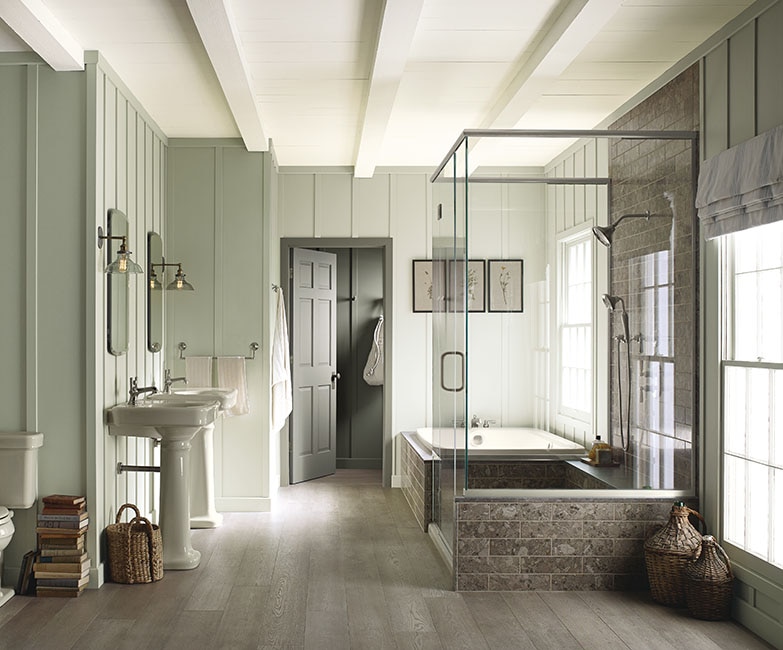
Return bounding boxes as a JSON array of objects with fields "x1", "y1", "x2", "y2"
[
  {"x1": 559, "y1": 233, "x2": 592, "y2": 419},
  {"x1": 722, "y1": 220, "x2": 783, "y2": 570}
]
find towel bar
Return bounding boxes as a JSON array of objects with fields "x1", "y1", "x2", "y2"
[{"x1": 178, "y1": 341, "x2": 259, "y2": 361}]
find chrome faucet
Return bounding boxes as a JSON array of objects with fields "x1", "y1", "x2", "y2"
[
  {"x1": 482, "y1": 419, "x2": 497, "y2": 428},
  {"x1": 128, "y1": 377, "x2": 157, "y2": 405},
  {"x1": 471, "y1": 414, "x2": 482, "y2": 428},
  {"x1": 163, "y1": 368, "x2": 187, "y2": 393}
]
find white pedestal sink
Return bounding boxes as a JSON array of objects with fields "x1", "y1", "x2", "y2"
[
  {"x1": 151, "y1": 388, "x2": 237, "y2": 529},
  {"x1": 107, "y1": 400, "x2": 218, "y2": 570}
]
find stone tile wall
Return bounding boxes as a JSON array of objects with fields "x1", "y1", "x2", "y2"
[
  {"x1": 467, "y1": 461, "x2": 609, "y2": 490},
  {"x1": 455, "y1": 497, "x2": 700, "y2": 591},
  {"x1": 400, "y1": 433, "x2": 434, "y2": 531},
  {"x1": 607, "y1": 64, "x2": 699, "y2": 490}
]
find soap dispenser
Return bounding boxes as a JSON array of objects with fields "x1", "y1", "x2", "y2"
[{"x1": 588, "y1": 435, "x2": 609, "y2": 461}]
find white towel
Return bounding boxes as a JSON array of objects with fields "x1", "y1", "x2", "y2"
[
  {"x1": 271, "y1": 288, "x2": 293, "y2": 431},
  {"x1": 217, "y1": 357, "x2": 249, "y2": 417},
  {"x1": 185, "y1": 356, "x2": 213, "y2": 388}
]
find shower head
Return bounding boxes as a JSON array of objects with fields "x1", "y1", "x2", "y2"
[
  {"x1": 602, "y1": 294, "x2": 624, "y2": 311},
  {"x1": 602, "y1": 294, "x2": 630, "y2": 342},
  {"x1": 592, "y1": 225, "x2": 614, "y2": 247},
  {"x1": 592, "y1": 210, "x2": 662, "y2": 247}
]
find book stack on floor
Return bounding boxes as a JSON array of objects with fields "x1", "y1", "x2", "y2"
[{"x1": 34, "y1": 494, "x2": 90, "y2": 598}]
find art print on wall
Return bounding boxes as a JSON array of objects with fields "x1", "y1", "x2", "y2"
[
  {"x1": 488, "y1": 259, "x2": 523, "y2": 312},
  {"x1": 448, "y1": 259, "x2": 486, "y2": 312},
  {"x1": 412, "y1": 259, "x2": 446, "y2": 312}
]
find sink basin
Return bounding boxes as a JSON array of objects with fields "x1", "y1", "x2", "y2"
[
  {"x1": 150, "y1": 387, "x2": 238, "y2": 413},
  {"x1": 107, "y1": 400, "x2": 218, "y2": 439}
]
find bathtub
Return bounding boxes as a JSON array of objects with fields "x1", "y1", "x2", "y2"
[{"x1": 415, "y1": 426, "x2": 586, "y2": 460}]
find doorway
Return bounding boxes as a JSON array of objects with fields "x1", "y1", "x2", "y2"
[{"x1": 281, "y1": 238, "x2": 393, "y2": 487}]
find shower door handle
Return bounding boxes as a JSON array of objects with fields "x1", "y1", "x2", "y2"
[{"x1": 440, "y1": 351, "x2": 465, "y2": 392}]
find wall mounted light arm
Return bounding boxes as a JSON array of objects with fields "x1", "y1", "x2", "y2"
[
  {"x1": 591, "y1": 210, "x2": 669, "y2": 247},
  {"x1": 97, "y1": 226, "x2": 143, "y2": 274},
  {"x1": 151, "y1": 262, "x2": 195, "y2": 291}
]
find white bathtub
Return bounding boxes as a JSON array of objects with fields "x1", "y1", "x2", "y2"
[{"x1": 415, "y1": 426, "x2": 586, "y2": 460}]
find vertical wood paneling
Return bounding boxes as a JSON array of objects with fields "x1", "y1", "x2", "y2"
[
  {"x1": 703, "y1": 42, "x2": 729, "y2": 160},
  {"x1": 756, "y1": 0, "x2": 783, "y2": 134},
  {"x1": 728, "y1": 22, "x2": 756, "y2": 147},
  {"x1": 316, "y1": 173, "x2": 352, "y2": 237},
  {"x1": 280, "y1": 174, "x2": 315, "y2": 236},
  {"x1": 354, "y1": 174, "x2": 391, "y2": 237}
]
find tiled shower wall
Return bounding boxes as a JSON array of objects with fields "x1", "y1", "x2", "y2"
[{"x1": 607, "y1": 65, "x2": 699, "y2": 490}]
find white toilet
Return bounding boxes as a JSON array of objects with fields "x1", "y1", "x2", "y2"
[{"x1": 0, "y1": 431, "x2": 44, "y2": 607}]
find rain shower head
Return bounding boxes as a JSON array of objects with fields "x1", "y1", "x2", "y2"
[{"x1": 592, "y1": 210, "x2": 662, "y2": 247}]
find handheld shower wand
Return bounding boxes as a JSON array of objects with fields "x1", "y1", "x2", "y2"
[{"x1": 602, "y1": 293, "x2": 631, "y2": 452}]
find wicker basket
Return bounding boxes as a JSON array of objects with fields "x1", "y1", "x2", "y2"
[
  {"x1": 685, "y1": 535, "x2": 734, "y2": 620},
  {"x1": 644, "y1": 502, "x2": 705, "y2": 607},
  {"x1": 106, "y1": 503, "x2": 163, "y2": 584}
]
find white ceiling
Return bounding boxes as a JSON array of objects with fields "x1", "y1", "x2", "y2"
[{"x1": 0, "y1": 0, "x2": 755, "y2": 174}]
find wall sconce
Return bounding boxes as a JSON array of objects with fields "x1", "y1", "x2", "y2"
[
  {"x1": 151, "y1": 262, "x2": 195, "y2": 291},
  {"x1": 97, "y1": 226, "x2": 143, "y2": 274}
]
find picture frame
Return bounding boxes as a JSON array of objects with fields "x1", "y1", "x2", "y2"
[
  {"x1": 487, "y1": 259, "x2": 523, "y2": 312},
  {"x1": 412, "y1": 259, "x2": 446, "y2": 312},
  {"x1": 447, "y1": 259, "x2": 486, "y2": 312}
]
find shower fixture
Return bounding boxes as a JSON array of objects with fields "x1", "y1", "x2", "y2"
[
  {"x1": 592, "y1": 210, "x2": 668, "y2": 247},
  {"x1": 602, "y1": 294, "x2": 630, "y2": 343},
  {"x1": 601, "y1": 293, "x2": 631, "y2": 452}
]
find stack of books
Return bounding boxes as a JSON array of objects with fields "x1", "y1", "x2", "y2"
[{"x1": 34, "y1": 494, "x2": 90, "y2": 598}]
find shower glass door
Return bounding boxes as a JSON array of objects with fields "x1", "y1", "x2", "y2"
[{"x1": 431, "y1": 138, "x2": 468, "y2": 555}]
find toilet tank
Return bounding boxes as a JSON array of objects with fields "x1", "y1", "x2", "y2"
[{"x1": 0, "y1": 432, "x2": 44, "y2": 508}]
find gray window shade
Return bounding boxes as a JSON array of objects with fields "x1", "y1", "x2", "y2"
[{"x1": 696, "y1": 123, "x2": 783, "y2": 239}]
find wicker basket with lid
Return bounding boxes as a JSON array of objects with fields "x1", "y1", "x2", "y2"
[{"x1": 644, "y1": 501, "x2": 705, "y2": 606}]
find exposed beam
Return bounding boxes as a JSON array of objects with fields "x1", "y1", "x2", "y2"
[
  {"x1": 481, "y1": 0, "x2": 624, "y2": 130},
  {"x1": 354, "y1": 0, "x2": 424, "y2": 178},
  {"x1": 0, "y1": 0, "x2": 83, "y2": 71},
  {"x1": 186, "y1": 0, "x2": 267, "y2": 151}
]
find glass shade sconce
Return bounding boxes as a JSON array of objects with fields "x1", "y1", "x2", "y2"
[
  {"x1": 101, "y1": 209, "x2": 139, "y2": 356},
  {"x1": 150, "y1": 261, "x2": 195, "y2": 291}
]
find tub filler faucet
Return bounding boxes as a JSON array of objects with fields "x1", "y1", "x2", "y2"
[{"x1": 471, "y1": 415, "x2": 482, "y2": 428}]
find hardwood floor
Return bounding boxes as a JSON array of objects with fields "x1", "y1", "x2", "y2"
[{"x1": 0, "y1": 470, "x2": 774, "y2": 649}]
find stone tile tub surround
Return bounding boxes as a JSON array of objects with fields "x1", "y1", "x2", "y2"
[
  {"x1": 455, "y1": 497, "x2": 699, "y2": 592},
  {"x1": 400, "y1": 431, "x2": 436, "y2": 531}
]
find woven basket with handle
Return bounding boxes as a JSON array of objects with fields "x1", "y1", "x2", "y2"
[
  {"x1": 644, "y1": 502, "x2": 705, "y2": 607},
  {"x1": 106, "y1": 503, "x2": 163, "y2": 584},
  {"x1": 685, "y1": 535, "x2": 734, "y2": 620}
]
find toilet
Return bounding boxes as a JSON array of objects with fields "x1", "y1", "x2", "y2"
[{"x1": 0, "y1": 431, "x2": 44, "y2": 607}]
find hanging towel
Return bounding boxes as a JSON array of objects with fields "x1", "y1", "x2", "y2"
[
  {"x1": 185, "y1": 356, "x2": 213, "y2": 388},
  {"x1": 271, "y1": 288, "x2": 293, "y2": 431},
  {"x1": 363, "y1": 316, "x2": 384, "y2": 386},
  {"x1": 217, "y1": 357, "x2": 249, "y2": 417}
]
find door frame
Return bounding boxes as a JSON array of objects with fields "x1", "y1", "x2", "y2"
[{"x1": 281, "y1": 237, "x2": 394, "y2": 487}]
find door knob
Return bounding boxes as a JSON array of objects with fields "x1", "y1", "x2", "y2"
[{"x1": 331, "y1": 372, "x2": 341, "y2": 388}]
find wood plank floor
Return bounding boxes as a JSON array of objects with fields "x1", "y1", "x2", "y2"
[{"x1": 0, "y1": 470, "x2": 774, "y2": 649}]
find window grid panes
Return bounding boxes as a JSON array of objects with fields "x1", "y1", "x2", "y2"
[
  {"x1": 722, "y1": 220, "x2": 783, "y2": 571},
  {"x1": 559, "y1": 235, "x2": 592, "y2": 418}
]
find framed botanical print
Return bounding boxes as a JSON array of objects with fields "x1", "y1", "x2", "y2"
[
  {"x1": 447, "y1": 259, "x2": 486, "y2": 312},
  {"x1": 487, "y1": 259, "x2": 523, "y2": 312},
  {"x1": 412, "y1": 259, "x2": 446, "y2": 312}
]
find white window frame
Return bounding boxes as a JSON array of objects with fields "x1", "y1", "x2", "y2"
[{"x1": 557, "y1": 230, "x2": 593, "y2": 423}]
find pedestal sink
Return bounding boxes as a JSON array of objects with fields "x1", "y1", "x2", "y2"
[
  {"x1": 107, "y1": 400, "x2": 218, "y2": 570},
  {"x1": 149, "y1": 388, "x2": 237, "y2": 528}
]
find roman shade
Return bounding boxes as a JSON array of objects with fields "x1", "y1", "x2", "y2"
[{"x1": 696, "y1": 123, "x2": 783, "y2": 239}]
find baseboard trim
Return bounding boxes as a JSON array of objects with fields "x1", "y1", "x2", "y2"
[
  {"x1": 391, "y1": 474, "x2": 402, "y2": 488},
  {"x1": 215, "y1": 497, "x2": 272, "y2": 513}
]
